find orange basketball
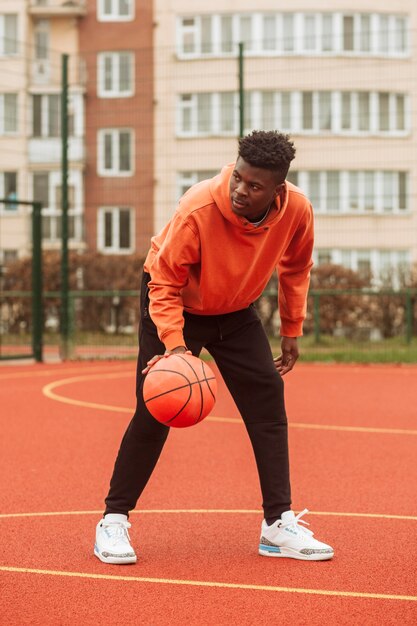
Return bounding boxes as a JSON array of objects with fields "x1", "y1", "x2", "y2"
[{"x1": 143, "y1": 354, "x2": 217, "y2": 428}]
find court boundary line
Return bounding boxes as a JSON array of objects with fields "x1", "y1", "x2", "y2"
[
  {"x1": 0, "y1": 509, "x2": 416, "y2": 521},
  {"x1": 0, "y1": 363, "x2": 134, "y2": 381},
  {"x1": 0, "y1": 565, "x2": 415, "y2": 602},
  {"x1": 42, "y1": 374, "x2": 417, "y2": 436}
]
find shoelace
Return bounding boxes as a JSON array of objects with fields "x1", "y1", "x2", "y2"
[
  {"x1": 280, "y1": 508, "x2": 314, "y2": 536},
  {"x1": 102, "y1": 521, "x2": 132, "y2": 546}
]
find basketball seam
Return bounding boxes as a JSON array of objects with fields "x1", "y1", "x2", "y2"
[
  {"x1": 196, "y1": 361, "x2": 216, "y2": 423},
  {"x1": 176, "y1": 355, "x2": 204, "y2": 422},
  {"x1": 144, "y1": 378, "x2": 215, "y2": 403}
]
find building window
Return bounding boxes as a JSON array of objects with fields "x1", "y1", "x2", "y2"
[
  {"x1": 296, "y1": 170, "x2": 409, "y2": 214},
  {"x1": 33, "y1": 171, "x2": 81, "y2": 243},
  {"x1": 359, "y1": 14, "x2": 371, "y2": 52},
  {"x1": 303, "y1": 14, "x2": 317, "y2": 52},
  {"x1": 178, "y1": 93, "x2": 239, "y2": 136},
  {"x1": 177, "y1": 171, "x2": 218, "y2": 199},
  {"x1": 177, "y1": 12, "x2": 409, "y2": 58},
  {"x1": 302, "y1": 92, "x2": 314, "y2": 130},
  {"x1": 282, "y1": 14, "x2": 294, "y2": 52},
  {"x1": 97, "y1": 52, "x2": 134, "y2": 98},
  {"x1": 32, "y1": 94, "x2": 62, "y2": 137},
  {"x1": 178, "y1": 90, "x2": 408, "y2": 137},
  {"x1": 343, "y1": 16, "x2": 354, "y2": 51},
  {"x1": 98, "y1": 129, "x2": 134, "y2": 176},
  {"x1": 34, "y1": 19, "x2": 49, "y2": 60},
  {"x1": 97, "y1": 207, "x2": 134, "y2": 253},
  {"x1": 314, "y1": 249, "x2": 410, "y2": 284},
  {"x1": 0, "y1": 172, "x2": 18, "y2": 211},
  {"x1": 97, "y1": 0, "x2": 134, "y2": 22},
  {"x1": 1, "y1": 249, "x2": 18, "y2": 265},
  {"x1": 0, "y1": 94, "x2": 18, "y2": 134},
  {"x1": 0, "y1": 14, "x2": 18, "y2": 55}
]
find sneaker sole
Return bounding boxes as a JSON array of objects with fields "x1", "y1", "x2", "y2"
[
  {"x1": 259, "y1": 546, "x2": 334, "y2": 561},
  {"x1": 94, "y1": 546, "x2": 137, "y2": 565}
]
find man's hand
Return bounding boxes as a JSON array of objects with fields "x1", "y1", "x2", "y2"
[
  {"x1": 142, "y1": 346, "x2": 191, "y2": 375},
  {"x1": 274, "y1": 337, "x2": 299, "y2": 376}
]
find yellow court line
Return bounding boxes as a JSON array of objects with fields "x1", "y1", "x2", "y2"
[
  {"x1": 0, "y1": 364, "x2": 134, "y2": 381},
  {"x1": 42, "y1": 375, "x2": 417, "y2": 435},
  {"x1": 0, "y1": 509, "x2": 416, "y2": 521},
  {"x1": 276, "y1": 421, "x2": 417, "y2": 436},
  {"x1": 0, "y1": 566, "x2": 415, "y2": 602},
  {"x1": 43, "y1": 373, "x2": 134, "y2": 413},
  {"x1": 208, "y1": 416, "x2": 417, "y2": 435}
]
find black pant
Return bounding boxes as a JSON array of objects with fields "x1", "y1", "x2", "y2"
[{"x1": 104, "y1": 271, "x2": 291, "y2": 520}]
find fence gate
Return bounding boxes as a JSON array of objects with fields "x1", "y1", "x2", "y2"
[{"x1": 0, "y1": 200, "x2": 42, "y2": 361}]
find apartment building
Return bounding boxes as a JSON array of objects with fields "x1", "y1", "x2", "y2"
[
  {"x1": 0, "y1": 0, "x2": 154, "y2": 267},
  {"x1": 154, "y1": 0, "x2": 417, "y2": 284},
  {"x1": 1, "y1": 0, "x2": 416, "y2": 281},
  {"x1": 0, "y1": 0, "x2": 86, "y2": 266}
]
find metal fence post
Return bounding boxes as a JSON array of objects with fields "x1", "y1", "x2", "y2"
[
  {"x1": 32, "y1": 201, "x2": 43, "y2": 362},
  {"x1": 313, "y1": 292, "x2": 320, "y2": 343},
  {"x1": 405, "y1": 290, "x2": 413, "y2": 344},
  {"x1": 238, "y1": 42, "x2": 244, "y2": 138},
  {"x1": 61, "y1": 53, "x2": 70, "y2": 360}
]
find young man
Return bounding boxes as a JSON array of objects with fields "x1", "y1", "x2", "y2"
[{"x1": 94, "y1": 130, "x2": 334, "y2": 564}]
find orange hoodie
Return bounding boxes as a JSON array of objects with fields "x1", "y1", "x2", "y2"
[{"x1": 144, "y1": 163, "x2": 314, "y2": 351}]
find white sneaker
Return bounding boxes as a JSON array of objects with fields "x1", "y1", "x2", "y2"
[
  {"x1": 259, "y1": 509, "x2": 334, "y2": 561},
  {"x1": 94, "y1": 518, "x2": 137, "y2": 564}
]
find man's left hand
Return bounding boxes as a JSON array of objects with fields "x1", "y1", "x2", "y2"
[{"x1": 274, "y1": 336, "x2": 299, "y2": 375}]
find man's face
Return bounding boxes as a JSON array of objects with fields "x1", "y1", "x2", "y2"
[{"x1": 229, "y1": 157, "x2": 285, "y2": 221}]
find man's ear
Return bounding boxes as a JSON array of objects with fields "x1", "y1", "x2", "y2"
[{"x1": 274, "y1": 182, "x2": 285, "y2": 197}]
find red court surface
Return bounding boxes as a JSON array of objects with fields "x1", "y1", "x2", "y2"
[{"x1": 0, "y1": 360, "x2": 416, "y2": 625}]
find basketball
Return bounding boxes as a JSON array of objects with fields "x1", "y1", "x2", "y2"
[{"x1": 143, "y1": 354, "x2": 217, "y2": 428}]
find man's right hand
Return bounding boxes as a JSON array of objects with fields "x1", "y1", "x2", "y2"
[{"x1": 142, "y1": 346, "x2": 190, "y2": 375}]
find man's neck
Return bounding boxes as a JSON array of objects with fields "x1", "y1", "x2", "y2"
[{"x1": 247, "y1": 203, "x2": 272, "y2": 225}]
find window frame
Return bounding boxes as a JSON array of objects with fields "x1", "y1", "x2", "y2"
[
  {"x1": 0, "y1": 14, "x2": 18, "y2": 56},
  {"x1": 34, "y1": 19, "x2": 49, "y2": 61},
  {"x1": 0, "y1": 93, "x2": 18, "y2": 135},
  {"x1": 297, "y1": 170, "x2": 409, "y2": 215},
  {"x1": 97, "y1": 128, "x2": 135, "y2": 177},
  {"x1": 97, "y1": 0, "x2": 135, "y2": 23},
  {"x1": 177, "y1": 170, "x2": 218, "y2": 200},
  {"x1": 97, "y1": 206, "x2": 135, "y2": 254},
  {"x1": 0, "y1": 171, "x2": 18, "y2": 213},
  {"x1": 32, "y1": 170, "x2": 83, "y2": 243},
  {"x1": 175, "y1": 11, "x2": 410, "y2": 59},
  {"x1": 97, "y1": 51, "x2": 135, "y2": 98},
  {"x1": 32, "y1": 93, "x2": 61, "y2": 138},
  {"x1": 177, "y1": 89, "x2": 409, "y2": 139},
  {"x1": 177, "y1": 92, "x2": 238, "y2": 137},
  {"x1": 313, "y1": 248, "x2": 411, "y2": 286}
]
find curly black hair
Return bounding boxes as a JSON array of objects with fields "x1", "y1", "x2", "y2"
[{"x1": 238, "y1": 130, "x2": 296, "y2": 180}]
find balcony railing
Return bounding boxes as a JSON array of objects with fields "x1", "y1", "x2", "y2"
[
  {"x1": 29, "y1": 0, "x2": 87, "y2": 18},
  {"x1": 31, "y1": 57, "x2": 86, "y2": 88}
]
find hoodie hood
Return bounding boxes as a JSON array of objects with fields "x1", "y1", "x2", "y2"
[{"x1": 209, "y1": 162, "x2": 289, "y2": 230}]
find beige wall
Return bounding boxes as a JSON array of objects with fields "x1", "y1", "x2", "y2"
[{"x1": 154, "y1": 0, "x2": 417, "y2": 270}]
